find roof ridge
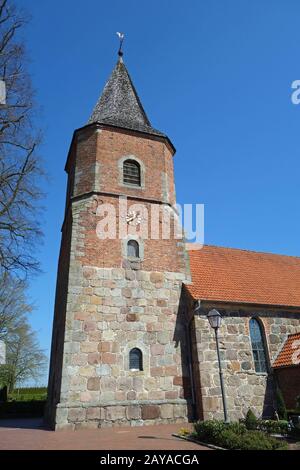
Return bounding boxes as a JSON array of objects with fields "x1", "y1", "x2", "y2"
[
  {"x1": 188, "y1": 243, "x2": 300, "y2": 260},
  {"x1": 286, "y1": 332, "x2": 300, "y2": 338}
]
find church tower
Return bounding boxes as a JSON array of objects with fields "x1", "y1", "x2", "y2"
[{"x1": 46, "y1": 49, "x2": 191, "y2": 430}]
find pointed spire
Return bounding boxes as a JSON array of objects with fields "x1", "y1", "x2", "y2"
[{"x1": 88, "y1": 58, "x2": 165, "y2": 138}]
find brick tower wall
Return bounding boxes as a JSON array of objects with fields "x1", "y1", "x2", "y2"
[{"x1": 46, "y1": 125, "x2": 192, "y2": 430}]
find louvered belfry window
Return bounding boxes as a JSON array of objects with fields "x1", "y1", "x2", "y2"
[
  {"x1": 129, "y1": 348, "x2": 143, "y2": 371},
  {"x1": 123, "y1": 159, "x2": 141, "y2": 186}
]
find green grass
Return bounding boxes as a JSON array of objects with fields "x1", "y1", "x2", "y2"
[{"x1": 9, "y1": 387, "x2": 47, "y2": 402}]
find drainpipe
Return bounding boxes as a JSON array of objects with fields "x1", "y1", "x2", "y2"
[{"x1": 184, "y1": 299, "x2": 201, "y2": 421}]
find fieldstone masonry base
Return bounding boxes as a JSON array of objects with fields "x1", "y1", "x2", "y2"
[
  {"x1": 47, "y1": 264, "x2": 190, "y2": 429},
  {"x1": 55, "y1": 400, "x2": 188, "y2": 430}
]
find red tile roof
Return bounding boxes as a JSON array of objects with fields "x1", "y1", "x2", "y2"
[
  {"x1": 273, "y1": 333, "x2": 300, "y2": 368},
  {"x1": 186, "y1": 245, "x2": 300, "y2": 308}
]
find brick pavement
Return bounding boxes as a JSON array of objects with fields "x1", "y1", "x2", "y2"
[{"x1": 0, "y1": 419, "x2": 210, "y2": 450}]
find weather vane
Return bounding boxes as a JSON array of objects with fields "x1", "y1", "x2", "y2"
[{"x1": 116, "y1": 32, "x2": 125, "y2": 58}]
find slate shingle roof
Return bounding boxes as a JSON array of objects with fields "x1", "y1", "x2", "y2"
[
  {"x1": 186, "y1": 245, "x2": 300, "y2": 308},
  {"x1": 88, "y1": 58, "x2": 166, "y2": 138},
  {"x1": 273, "y1": 332, "x2": 300, "y2": 368}
]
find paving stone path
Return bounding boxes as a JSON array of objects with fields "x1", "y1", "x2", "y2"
[{"x1": 0, "y1": 419, "x2": 210, "y2": 450}]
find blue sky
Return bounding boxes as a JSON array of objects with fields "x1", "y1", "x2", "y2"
[{"x1": 16, "y1": 0, "x2": 300, "y2": 384}]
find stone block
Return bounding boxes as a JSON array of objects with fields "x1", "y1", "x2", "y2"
[
  {"x1": 226, "y1": 349, "x2": 238, "y2": 360},
  {"x1": 127, "y1": 391, "x2": 137, "y2": 400},
  {"x1": 98, "y1": 341, "x2": 111, "y2": 352},
  {"x1": 157, "y1": 331, "x2": 170, "y2": 344},
  {"x1": 105, "y1": 406, "x2": 125, "y2": 421},
  {"x1": 149, "y1": 390, "x2": 165, "y2": 400},
  {"x1": 70, "y1": 375, "x2": 86, "y2": 391},
  {"x1": 111, "y1": 269, "x2": 124, "y2": 279},
  {"x1": 91, "y1": 296, "x2": 102, "y2": 305},
  {"x1": 269, "y1": 334, "x2": 280, "y2": 344},
  {"x1": 56, "y1": 423, "x2": 75, "y2": 431},
  {"x1": 150, "y1": 272, "x2": 164, "y2": 283},
  {"x1": 80, "y1": 391, "x2": 93, "y2": 402},
  {"x1": 241, "y1": 361, "x2": 252, "y2": 371},
  {"x1": 126, "y1": 313, "x2": 137, "y2": 322},
  {"x1": 125, "y1": 270, "x2": 135, "y2": 281},
  {"x1": 122, "y1": 287, "x2": 132, "y2": 298},
  {"x1": 101, "y1": 377, "x2": 117, "y2": 391},
  {"x1": 173, "y1": 404, "x2": 187, "y2": 418},
  {"x1": 88, "y1": 352, "x2": 101, "y2": 365},
  {"x1": 126, "y1": 405, "x2": 141, "y2": 420},
  {"x1": 102, "y1": 352, "x2": 117, "y2": 364},
  {"x1": 160, "y1": 404, "x2": 174, "y2": 419},
  {"x1": 150, "y1": 343, "x2": 165, "y2": 355},
  {"x1": 202, "y1": 396, "x2": 220, "y2": 412},
  {"x1": 118, "y1": 377, "x2": 132, "y2": 390},
  {"x1": 151, "y1": 367, "x2": 164, "y2": 377},
  {"x1": 96, "y1": 364, "x2": 111, "y2": 376},
  {"x1": 86, "y1": 407, "x2": 101, "y2": 420},
  {"x1": 227, "y1": 325, "x2": 239, "y2": 334},
  {"x1": 79, "y1": 366, "x2": 95, "y2": 377},
  {"x1": 87, "y1": 377, "x2": 100, "y2": 391},
  {"x1": 141, "y1": 405, "x2": 160, "y2": 420},
  {"x1": 68, "y1": 407, "x2": 86, "y2": 423},
  {"x1": 173, "y1": 376, "x2": 183, "y2": 386},
  {"x1": 55, "y1": 407, "x2": 68, "y2": 425},
  {"x1": 80, "y1": 342, "x2": 98, "y2": 353}
]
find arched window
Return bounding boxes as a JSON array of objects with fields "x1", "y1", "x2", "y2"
[
  {"x1": 123, "y1": 160, "x2": 141, "y2": 186},
  {"x1": 249, "y1": 318, "x2": 268, "y2": 373},
  {"x1": 127, "y1": 239, "x2": 139, "y2": 258},
  {"x1": 129, "y1": 348, "x2": 143, "y2": 371}
]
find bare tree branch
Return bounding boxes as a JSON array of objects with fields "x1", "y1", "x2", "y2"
[{"x1": 0, "y1": 0, "x2": 43, "y2": 277}]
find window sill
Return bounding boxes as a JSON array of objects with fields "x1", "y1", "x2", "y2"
[
  {"x1": 127, "y1": 256, "x2": 141, "y2": 262},
  {"x1": 121, "y1": 182, "x2": 144, "y2": 190},
  {"x1": 128, "y1": 370, "x2": 144, "y2": 376}
]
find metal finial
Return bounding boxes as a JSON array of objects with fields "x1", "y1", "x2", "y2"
[{"x1": 116, "y1": 32, "x2": 125, "y2": 58}]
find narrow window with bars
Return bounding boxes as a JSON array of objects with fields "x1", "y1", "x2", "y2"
[
  {"x1": 129, "y1": 348, "x2": 143, "y2": 371},
  {"x1": 123, "y1": 159, "x2": 141, "y2": 186},
  {"x1": 249, "y1": 318, "x2": 268, "y2": 373}
]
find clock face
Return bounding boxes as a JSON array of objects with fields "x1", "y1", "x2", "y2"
[{"x1": 126, "y1": 211, "x2": 142, "y2": 226}]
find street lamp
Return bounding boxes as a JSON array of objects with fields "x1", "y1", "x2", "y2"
[{"x1": 207, "y1": 309, "x2": 229, "y2": 423}]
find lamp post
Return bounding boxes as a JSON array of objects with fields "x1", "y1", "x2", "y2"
[{"x1": 207, "y1": 309, "x2": 229, "y2": 423}]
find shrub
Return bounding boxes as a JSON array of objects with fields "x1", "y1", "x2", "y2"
[
  {"x1": 236, "y1": 430, "x2": 287, "y2": 451},
  {"x1": 276, "y1": 387, "x2": 287, "y2": 420},
  {"x1": 258, "y1": 419, "x2": 289, "y2": 435},
  {"x1": 245, "y1": 409, "x2": 258, "y2": 430},
  {"x1": 193, "y1": 420, "x2": 288, "y2": 450},
  {"x1": 217, "y1": 429, "x2": 242, "y2": 450},
  {"x1": 194, "y1": 419, "x2": 226, "y2": 442}
]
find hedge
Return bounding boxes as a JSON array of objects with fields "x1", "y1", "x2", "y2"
[{"x1": 0, "y1": 400, "x2": 46, "y2": 418}]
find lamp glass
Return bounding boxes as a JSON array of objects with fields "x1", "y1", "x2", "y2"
[{"x1": 207, "y1": 309, "x2": 222, "y2": 329}]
